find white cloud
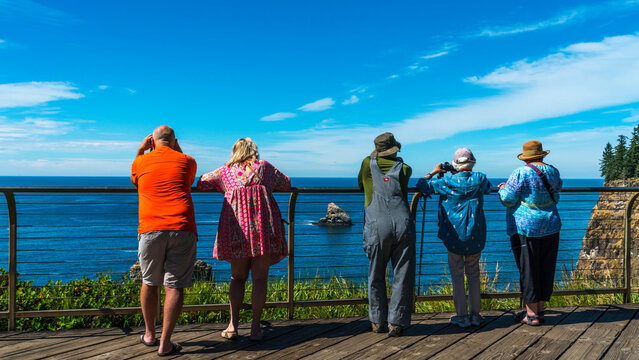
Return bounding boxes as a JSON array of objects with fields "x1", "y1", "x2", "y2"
[
  {"x1": 407, "y1": 63, "x2": 428, "y2": 73},
  {"x1": 98, "y1": 85, "x2": 109, "y2": 90},
  {"x1": 350, "y1": 86, "x2": 368, "y2": 93},
  {"x1": 0, "y1": 82, "x2": 83, "y2": 108},
  {"x1": 393, "y1": 34, "x2": 639, "y2": 143},
  {"x1": 0, "y1": 0, "x2": 75, "y2": 26},
  {"x1": 342, "y1": 95, "x2": 359, "y2": 105},
  {"x1": 260, "y1": 112, "x2": 297, "y2": 122},
  {"x1": 0, "y1": 116, "x2": 73, "y2": 141},
  {"x1": 386, "y1": 74, "x2": 400, "y2": 80},
  {"x1": 126, "y1": 88, "x2": 136, "y2": 94},
  {"x1": 298, "y1": 97, "x2": 335, "y2": 112},
  {"x1": 478, "y1": 11, "x2": 580, "y2": 37},
  {"x1": 0, "y1": 158, "x2": 132, "y2": 176},
  {"x1": 421, "y1": 51, "x2": 449, "y2": 59},
  {"x1": 622, "y1": 114, "x2": 639, "y2": 123},
  {"x1": 315, "y1": 118, "x2": 339, "y2": 129},
  {"x1": 265, "y1": 34, "x2": 639, "y2": 175},
  {"x1": 476, "y1": 1, "x2": 639, "y2": 38}
]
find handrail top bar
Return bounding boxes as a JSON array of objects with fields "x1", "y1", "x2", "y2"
[{"x1": 0, "y1": 186, "x2": 634, "y2": 193}]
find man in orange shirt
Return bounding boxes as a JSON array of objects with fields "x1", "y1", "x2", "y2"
[{"x1": 131, "y1": 125, "x2": 197, "y2": 356}]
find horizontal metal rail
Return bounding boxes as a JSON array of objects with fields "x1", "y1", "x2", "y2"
[{"x1": 1, "y1": 185, "x2": 636, "y2": 331}]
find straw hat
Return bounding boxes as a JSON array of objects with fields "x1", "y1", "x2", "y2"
[{"x1": 517, "y1": 140, "x2": 550, "y2": 161}]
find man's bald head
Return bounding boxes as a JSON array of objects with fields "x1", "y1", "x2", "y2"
[{"x1": 152, "y1": 125, "x2": 176, "y2": 148}]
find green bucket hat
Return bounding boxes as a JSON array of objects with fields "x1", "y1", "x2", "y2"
[{"x1": 371, "y1": 132, "x2": 401, "y2": 157}]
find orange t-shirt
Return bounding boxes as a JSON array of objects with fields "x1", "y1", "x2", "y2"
[{"x1": 131, "y1": 146, "x2": 197, "y2": 234}]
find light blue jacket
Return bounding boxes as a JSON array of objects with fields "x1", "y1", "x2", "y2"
[{"x1": 416, "y1": 171, "x2": 492, "y2": 255}]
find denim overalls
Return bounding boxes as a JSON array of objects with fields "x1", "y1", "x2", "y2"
[{"x1": 363, "y1": 157, "x2": 416, "y2": 327}]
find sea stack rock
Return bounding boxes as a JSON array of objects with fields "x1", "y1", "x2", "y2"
[
  {"x1": 575, "y1": 179, "x2": 639, "y2": 284},
  {"x1": 316, "y1": 202, "x2": 352, "y2": 226},
  {"x1": 129, "y1": 259, "x2": 214, "y2": 283},
  {"x1": 192, "y1": 259, "x2": 214, "y2": 282}
]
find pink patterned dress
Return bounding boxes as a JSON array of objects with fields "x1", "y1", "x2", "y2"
[{"x1": 197, "y1": 159, "x2": 291, "y2": 264}]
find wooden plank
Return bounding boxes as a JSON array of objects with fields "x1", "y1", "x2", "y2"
[
  {"x1": 86, "y1": 322, "x2": 240, "y2": 359},
  {"x1": 602, "y1": 304, "x2": 639, "y2": 360},
  {"x1": 0, "y1": 327, "x2": 121, "y2": 358},
  {"x1": 128, "y1": 318, "x2": 321, "y2": 360},
  {"x1": 259, "y1": 317, "x2": 371, "y2": 360},
  {"x1": 429, "y1": 310, "x2": 518, "y2": 360},
  {"x1": 215, "y1": 317, "x2": 358, "y2": 359},
  {"x1": 302, "y1": 312, "x2": 444, "y2": 360},
  {"x1": 59, "y1": 323, "x2": 218, "y2": 360},
  {"x1": 0, "y1": 327, "x2": 112, "y2": 347},
  {"x1": 389, "y1": 312, "x2": 499, "y2": 359},
  {"x1": 473, "y1": 306, "x2": 577, "y2": 360},
  {"x1": 517, "y1": 306, "x2": 606, "y2": 360},
  {"x1": 344, "y1": 312, "x2": 469, "y2": 359},
  {"x1": 559, "y1": 304, "x2": 639, "y2": 360}
]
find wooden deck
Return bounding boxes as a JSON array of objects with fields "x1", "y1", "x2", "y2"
[{"x1": 2, "y1": 304, "x2": 639, "y2": 359}]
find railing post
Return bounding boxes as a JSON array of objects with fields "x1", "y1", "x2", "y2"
[
  {"x1": 623, "y1": 192, "x2": 639, "y2": 303},
  {"x1": 4, "y1": 191, "x2": 17, "y2": 331},
  {"x1": 287, "y1": 190, "x2": 298, "y2": 320},
  {"x1": 410, "y1": 192, "x2": 422, "y2": 311}
]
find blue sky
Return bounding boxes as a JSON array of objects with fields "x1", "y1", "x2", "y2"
[{"x1": 1, "y1": 0, "x2": 639, "y2": 178}]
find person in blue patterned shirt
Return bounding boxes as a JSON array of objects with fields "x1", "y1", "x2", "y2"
[
  {"x1": 497, "y1": 140, "x2": 562, "y2": 326},
  {"x1": 416, "y1": 148, "x2": 492, "y2": 328}
]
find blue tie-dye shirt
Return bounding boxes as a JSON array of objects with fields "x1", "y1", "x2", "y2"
[
  {"x1": 416, "y1": 171, "x2": 492, "y2": 256},
  {"x1": 498, "y1": 164, "x2": 562, "y2": 237}
]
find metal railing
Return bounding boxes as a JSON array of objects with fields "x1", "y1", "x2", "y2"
[{"x1": 0, "y1": 186, "x2": 637, "y2": 331}]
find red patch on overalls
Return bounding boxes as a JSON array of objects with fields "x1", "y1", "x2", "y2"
[{"x1": 384, "y1": 177, "x2": 390, "y2": 182}]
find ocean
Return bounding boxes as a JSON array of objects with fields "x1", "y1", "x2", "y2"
[{"x1": 0, "y1": 177, "x2": 604, "y2": 291}]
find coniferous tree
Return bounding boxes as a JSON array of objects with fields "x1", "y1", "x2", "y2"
[
  {"x1": 600, "y1": 142, "x2": 614, "y2": 181},
  {"x1": 625, "y1": 125, "x2": 639, "y2": 178},
  {"x1": 611, "y1": 135, "x2": 628, "y2": 180}
]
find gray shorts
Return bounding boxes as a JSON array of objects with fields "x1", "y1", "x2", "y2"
[{"x1": 138, "y1": 230, "x2": 197, "y2": 288}]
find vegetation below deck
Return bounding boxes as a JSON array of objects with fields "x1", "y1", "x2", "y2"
[{"x1": 0, "y1": 267, "x2": 635, "y2": 331}]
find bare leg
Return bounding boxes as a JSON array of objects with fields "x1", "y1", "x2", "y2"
[
  {"x1": 158, "y1": 287, "x2": 184, "y2": 354},
  {"x1": 249, "y1": 255, "x2": 271, "y2": 336},
  {"x1": 140, "y1": 283, "x2": 158, "y2": 344},
  {"x1": 228, "y1": 259, "x2": 250, "y2": 333},
  {"x1": 538, "y1": 301, "x2": 545, "y2": 321}
]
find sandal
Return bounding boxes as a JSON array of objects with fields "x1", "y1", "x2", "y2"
[
  {"x1": 221, "y1": 329, "x2": 238, "y2": 340},
  {"x1": 158, "y1": 342, "x2": 181, "y2": 357},
  {"x1": 515, "y1": 311, "x2": 540, "y2": 326},
  {"x1": 139, "y1": 334, "x2": 158, "y2": 346}
]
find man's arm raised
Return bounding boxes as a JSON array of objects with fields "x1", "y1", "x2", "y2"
[{"x1": 131, "y1": 134, "x2": 153, "y2": 186}]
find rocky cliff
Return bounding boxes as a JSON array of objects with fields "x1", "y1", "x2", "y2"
[{"x1": 576, "y1": 179, "x2": 639, "y2": 286}]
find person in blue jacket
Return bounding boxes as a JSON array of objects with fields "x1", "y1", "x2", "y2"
[{"x1": 416, "y1": 148, "x2": 492, "y2": 328}]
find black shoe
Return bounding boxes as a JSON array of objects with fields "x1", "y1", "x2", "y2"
[
  {"x1": 371, "y1": 322, "x2": 387, "y2": 333},
  {"x1": 388, "y1": 324, "x2": 403, "y2": 337}
]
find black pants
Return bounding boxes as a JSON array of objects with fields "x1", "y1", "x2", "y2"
[{"x1": 510, "y1": 233, "x2": 559, "y2": 303}]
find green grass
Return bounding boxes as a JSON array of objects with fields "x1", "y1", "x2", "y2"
[{"x1": 0, "y1": 266, "x2": 636, "y2": 331}]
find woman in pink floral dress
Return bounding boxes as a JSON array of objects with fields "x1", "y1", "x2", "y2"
[{"x1": 197, "y1": 138, "x2": 290, "y2": 341}]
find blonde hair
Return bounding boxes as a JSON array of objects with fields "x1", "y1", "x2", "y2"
[{"x1": 226, "y1": 137, "x2": 259, "y2": 167}]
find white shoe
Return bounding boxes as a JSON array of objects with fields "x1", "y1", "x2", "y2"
[
  {"x1": 470, "y1": 313, "x2": 483, "y2": 326},
  {"x1": 450, "y1": 315, "x2": 471, "y2": 328}
]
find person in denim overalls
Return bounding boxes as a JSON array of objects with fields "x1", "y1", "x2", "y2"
[{"x1": 357, "y1": 132, "x2": 415, "y2": 337}]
